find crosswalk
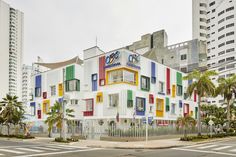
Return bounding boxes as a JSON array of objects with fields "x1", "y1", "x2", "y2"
[
  {"x1": 173, "y1": 143, "x2": 236, "y2": 156},
  {"x1": 0, "y1": 144, "x2": 99, "y2": 157}
]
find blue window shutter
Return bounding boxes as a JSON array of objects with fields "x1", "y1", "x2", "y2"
[
  {"x1": 151, "y1": 62, "x2": 155, "y2": 78},
  {"x1": 35, "y1": 75, "x2": 41, "y2": 88},
  {"x1": 92, "y1": 74, "x2": 98, "y2": 91},
  {"x1": 30, "y1": 102, "x2": 36, "y2": 115},
  {"x1": 179, "y1": 100, "x2": 182, "y2": 108}
]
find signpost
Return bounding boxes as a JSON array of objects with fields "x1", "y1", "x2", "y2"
[{"x1": 209, "y1": 119, "x2": 214, "y2": 138}]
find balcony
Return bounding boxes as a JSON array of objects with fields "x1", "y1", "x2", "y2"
[{"x1": 83, "y1": 111, "x2": 93, "y2": 116}]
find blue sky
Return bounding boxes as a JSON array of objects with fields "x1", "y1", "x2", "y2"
[{"x1": 4, "y1": 0, "x2": 192, "y2": 65}]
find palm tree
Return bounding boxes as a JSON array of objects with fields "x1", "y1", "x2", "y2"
[
  {"x1": 183, "y1": 70, "x2": 217, "y2": 136},
  {"x1": 176, "y1": 115, "x2": 196, "y2": 139},
  {"x1": 215, "y1": 74, "x2": 236, "y2": 131},
  {"x1": 0, "y1": 94, "x2": 24, "y2": 135},
  {"x1": 45, "y1": 101, "x2": 74, "y2": 139}
]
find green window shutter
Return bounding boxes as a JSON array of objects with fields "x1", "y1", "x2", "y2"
[
  {"x1": 65, "y1": 81, "x2": 69, "y2": 92},
  {"x1": 127, "y1": 90, "x2": 133, "y2": 100},
  {"x1": 176, "y1": 72, "x2": 182, "y2": 86},
  {"x1": 165, "y1": 97, "x2": 170, "y2": 112},
  {"x1": 76, "y1": 80, "x2": 80, "y2": 91},
  {"x1": 66, "y1": 65, "x2": 75, "y2": 80},
  {"x1": 195, "y1": 107, "x2": 198, "y2": 119}
]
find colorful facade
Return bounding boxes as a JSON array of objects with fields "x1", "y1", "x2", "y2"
[{"x1": 29, "y1": 48, "x2": 198, "y2": 127}]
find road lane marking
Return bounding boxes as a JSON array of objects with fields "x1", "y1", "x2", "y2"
[
  {"x1": 172, "y1": 148, "x2": 236, "y2": 156},
  {"x1": 0, "y1": 154, "x2": 3, "y2": 156},
  {"x1": 44, "y1": 145, "x2": 74, "y2": 150},
  {"x1": 0, "y1": 149, "x2": 25, "y2": 154},
  {"x1": 212, "y1": 146, "x2": 232, "y2": 151},
  {"x1": 16, "y1": 148, "x2": 44, "y2": 152},
  {"x1": 13, "y1": 148, "x2": 102, "y2": 157},
  {"x1": 229, "y1": 149, "x2": 236, "y2": 152},
  {"x1": 198, "y1": 145, "x2": 217, "y2": 149},
  {"x1": 183, "y1": 143, "x2": 210, "y2": 148},
  {"x1": 32, "y1": 146, "x2": 58, "y2": 151}
]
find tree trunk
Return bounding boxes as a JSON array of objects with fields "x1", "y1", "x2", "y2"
[
  {"x1": 7, "y1": 124, "x2": 10, "y2": 136},
  {"x1": 226, "y1": 100, "x2": 231, "y2": 132},
  {"x1": 197, "y1": 96, "x2": 202, "y2": 136}
]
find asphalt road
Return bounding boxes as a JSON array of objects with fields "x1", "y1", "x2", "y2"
[{"x1": 1, "y1": 139, "x2": 236, "y2": 157}]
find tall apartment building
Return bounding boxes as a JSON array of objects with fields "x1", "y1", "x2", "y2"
[
  {"x1": 120, "y1": 30, "x2": 207, "y2": 73},
  {"x1": 193, "y1": 0, "x2": 236, "y2": 105},
  {"x1": 22, "y1": 64, "x2": 33, "y2": 103},
  {"x1": 0, "y1": 0, "x2": 23, "y2": 100},
  {"x1": 193, "y1": 0, "x2": 236, "y2": 76}
]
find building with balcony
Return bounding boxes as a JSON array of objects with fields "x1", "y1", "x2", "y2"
[
  {"x1": 28, "y1": 47, "x2": 198, "y2": 129},
  {"x1": 0, "y1": 0, "x2": 23, "y2": 100},
  {"x1": 193, "y1": 0, "x2": 236, "y2": 105}
]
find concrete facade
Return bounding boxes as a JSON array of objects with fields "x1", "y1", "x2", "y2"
[
  {"x1": 122, "y1": 30, "x2": 207, "y2": 73},
  {"x1": 28, "y1": 48, "x2": 198, "y2": 128}
]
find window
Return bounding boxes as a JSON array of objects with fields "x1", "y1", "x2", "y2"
[
  {"x1": 226, "y1": 48, "x2": 234, "y2": 53},
  {"x1": 86, "y1": 99, "x2": 93, "y2": 111},
  {"x1": 218, "y1": 18, "x2": 225, "y2": 24},
  {"x1": 71, "y1": 99, "x2": 78, "y2": 105},
  {"x1": 200, "y1": 18, "x2": 207, "y2": 22},
  {"x1": 212, "y1": 9, "x2": 215, "y2": 12},
  {"x1": 158, "y1": 81, "x2": 164, "y2": 93},
  {"x1": 141, "y1": 76, "x2": 150, "y2": 91},
  {"x1": 226, "y1": 31, "x2": 234, "y2": 36},
  {"x1": 127, "y1": 90, "x2": 133, "y2": 108},
  {"x1": 226, "y1": 23, "x2": 234, "y2": 28},
  {"x1": 226, "y1": 7, "x2": 234, "y2": 12},
  {"x1": 218, "y1": 34, "x2": 225, "y2": 40},
  {"x1": 177, "y1": 85, "x2": 182, "y2": 96},
  {"x1": 156, "y1": 98, "x2": 164, "y2": 112},
  {"x1": 226, "y1": 15, "x2": 234, "y2": 20},
  {"x1": 227, "y1": 73, "x2": 234, "y2": 78},
  {"x1": 218, "y1": 51, "x2": 225, "y2": 56},
  {"x1": 50, "y1": 85, "x2": 56, "y2": 96},
  {"x1": 218, "y1": 26, "x2": 225, "y2": 32},
  {"x1": 200, "y1": 33, "x2": 206, "y2": 37},
  {"x1": 226, "y1": 57, "x2": 235, "y2": 61},
  {"x1": 218, "y1": 59, "x2": 225, "y2": 63},
  {"x1": 181, "y1": 54, "x2": 187, "y2": 60},
  {"x1": 35, "y1": 87, "x2": 41, "y2": 97},
  {"x1": 96, "y1": 92, "x2": 103, "y2": 103},
  {"x1": 136, "y1": 97, "x2": 145, "y2": 112},
  {"x1": 226, "y1": 40, "x2": 234, "y2": 45},
  {"x1": 200, "y1": 10, "x2": 207, "y2": 15},
  {"x1": 218, "y1": 10, "x2": 224, "y2": 16},
  {"x1": 65, "y1": 79, "x2": 80, "y2": 92},
  {"x1": 200, "y1": 3, "x2": 207, "y2": 7},
  {"x1": 218, "y1": 42, "x2": 225, "y2": 48},
  {"x1": 226, "y1": 64, "x2": 235, "y2": 69},
  {"x1": 218, "y1": 67, "x2": 225, "y2": 71},
  {"x1": 209, "y1": 1, "x2": 215, "y2": 7},
  {"x1": 107, "y1": 69, "x2": 137, "y2": 85},
  {"x1": 171, "y1": 103, "x2": 176, "y2": 114},
  {"x1": 109, "y1": 93, "x2": 119, "y2": 107}
]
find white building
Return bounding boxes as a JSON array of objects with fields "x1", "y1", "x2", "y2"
[
  {"x1": 22, "y1": 64, "x2": 33, "y2": 103},
  {"x1": 193, "y1": 0, "x2": 236, "y2": 105},
  {"x1": 29, "y1": 47, "x2": 198, "y2": 130},
  {"x1": 0, "y1": 0, "x2": 24, "y2": 100}
]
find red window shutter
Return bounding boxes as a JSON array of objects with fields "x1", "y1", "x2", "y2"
[
  {"x1": 37, "y1": 110, "x2": 41, "y2": 119},
  {"x1": 43, "y1": 92, "x2": 47, "y2": 99},
  {"x1": 166, "y1": 68, "x2": 171, "y2": 95},
  {"x1": 194, "y1": 90, "x2": 197, "y2": 102},
  {"x1": 99, "y1": 56, "x2": 106, "y2": 86},
  {"x1": 149, "y1": 94, "x2": 154, "y2": 104}
]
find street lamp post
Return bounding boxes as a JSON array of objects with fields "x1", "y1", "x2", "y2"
[{"x1": 62, "y1": 68, "x2": 66, "y2": 141}]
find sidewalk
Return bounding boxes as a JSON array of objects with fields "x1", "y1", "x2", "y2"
[
  {"x1": 70, "y1": 138, "x2": 191, "y2": 149},
  {"x1": 1, "y1": 136, "x2": 235, "y2": 149}
]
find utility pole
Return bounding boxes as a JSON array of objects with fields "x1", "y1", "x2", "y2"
[{"x1": 62, "y1": 68, "x2": 66, "y2": 141}]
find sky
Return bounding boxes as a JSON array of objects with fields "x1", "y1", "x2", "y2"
[{"x1": 4, "y1": 0, "x2": 192, "y2": 65}]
